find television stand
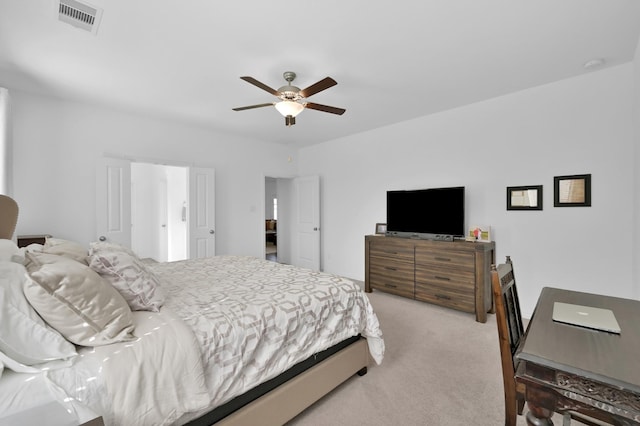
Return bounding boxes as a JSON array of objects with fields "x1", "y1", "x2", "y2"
[{"x1": 364, "y1": 235, "x2": 495, "y2": 323}]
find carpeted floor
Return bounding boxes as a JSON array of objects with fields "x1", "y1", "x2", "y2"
[{"x1": 286, "y1": 284, "x2": 570, "y2": 426}]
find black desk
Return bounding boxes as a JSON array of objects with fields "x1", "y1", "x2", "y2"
[{"x1": 516, "y1": 287, "x2": 640, "y2": 425}]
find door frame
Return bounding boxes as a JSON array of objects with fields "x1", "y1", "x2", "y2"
[
  {"x1": 261, "y1": 174, "x2": 320, "y2": 269},
  {"x1": 261, "y1": 174, "x2": 295, "y2": 263},
  {"x1": 98, "y1": 153, "x2": 215, "y2": 260}
]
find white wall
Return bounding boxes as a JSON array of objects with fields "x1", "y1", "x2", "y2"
[
  {"x1": 298, "y1": 64, "x2": 636, "y2": 317},
  {"x1": 11, "y1": 90, "x2": 298, "y2": 258}
]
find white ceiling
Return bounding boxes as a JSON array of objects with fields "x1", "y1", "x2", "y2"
[{"x1": 1, "y1": 0, "x2": 639, "y2": 147}]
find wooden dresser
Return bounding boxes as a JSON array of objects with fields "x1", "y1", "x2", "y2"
[{"x1": 364, "y1": 235, "x2": 495, "y2": 323}]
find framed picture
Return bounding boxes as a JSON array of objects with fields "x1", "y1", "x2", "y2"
[
  {"x1": 375, "y1": 223, "x2": 387, "y2": 235},
  {"x1": 467, "y1": 225, "x2": 491, "y2": 242},
  {"x1": 554, "y1": 174, "x2": 591, "y2": 207},
  {"x1": 507, "y1": 185, "x2": 543, "y2": 211}
]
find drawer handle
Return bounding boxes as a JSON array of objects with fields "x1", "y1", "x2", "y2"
[
  {"x1": 434, "y1": 257, "x2": 451, "y2": 262},
  {"x1": 436, "y1": 294, "x2": 451, "y2": 300},
  {"x1": 384, "y1": 283, "x2": 398, "y2": 288},
  {"x1": 434, "y1": 276, "x2": 451, "y2": 281},
  {"x1": 385, "y1": 266, "x2": 398, "y2": 271},
  {"x1": 383, "y1": 250, "x2": 399, "y2": 255}
]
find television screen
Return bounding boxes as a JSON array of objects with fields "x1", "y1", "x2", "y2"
[{"x1": 386, "y1": 186, "x2": 465, "y2": 238}]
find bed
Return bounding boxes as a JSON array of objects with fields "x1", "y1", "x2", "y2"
[{"x1": 0, "y1": 239, "x2": 384, "y2": 426}]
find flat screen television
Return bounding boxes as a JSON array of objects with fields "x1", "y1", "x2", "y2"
[{"x1": 386, "y1": 186, "x2": 465, "y2": 241}]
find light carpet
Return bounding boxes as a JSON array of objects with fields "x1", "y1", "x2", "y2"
[{"x1": 287, "y1": 285, "x2": 571, "y2": 426}]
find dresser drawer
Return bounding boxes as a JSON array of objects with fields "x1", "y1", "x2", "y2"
[
  {"x1": 369, "y1": 240, "x2": 414, "y2": 262},
  {"x1": 415, "y1": 281, "x2": 475, "y2": 312},
  {"x1": 415, "y1": 247, "x2": 474, "y2": 271},
  {"x1": 370, "y1": 258, "x2": 414, "y2": 296},
  {"x1": 414, "y1": 264, "x2": 474, "y2": 288}
]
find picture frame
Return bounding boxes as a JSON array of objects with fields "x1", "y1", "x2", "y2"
[
  {"x1": 554, "y1": 174, "x2": 591, "y2": 207},
  {"x1": 375, "y1": 223, "x2": 387, "y2": 235},
  {"x1": 506, "y1": 185, "x2": 543, "y2": 211},
  {"x1": 467, "y1": 225, "x2": 491, "y2": 242}
]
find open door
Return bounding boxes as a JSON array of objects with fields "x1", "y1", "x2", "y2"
[
  {"x1": 188, "y1": 167, "x2": 215, "y2": 258},
  {"x1": 292, "y1": 175, "x2": 320, "y2": 270},
  {"x1": 96, "y1": 157, "x2": 132, "y2": 246}
]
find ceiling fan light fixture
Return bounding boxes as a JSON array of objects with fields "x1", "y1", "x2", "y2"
[{"x1": 275, "y1": 100, "x2": 304, "y2": 118}]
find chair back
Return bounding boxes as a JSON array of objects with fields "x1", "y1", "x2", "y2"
[
  {"x1": 0, "y1": 194, "x2": 19, "y2": 239},
  {"x1": 491, "y1": 256, "x2": 525, "y2": 426}
]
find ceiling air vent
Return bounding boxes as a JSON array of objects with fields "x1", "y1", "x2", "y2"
[{"x1": 58, "y1": 0, "x2": 103, "y2": 35}]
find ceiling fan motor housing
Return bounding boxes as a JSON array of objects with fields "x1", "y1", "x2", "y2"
[{"x1": 279, "y1": 71, "x2": 302, "y2": 101}]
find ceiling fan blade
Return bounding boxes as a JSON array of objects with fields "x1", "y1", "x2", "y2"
[
  {"x1": 232, "y1": 103, "x2": 274, "y2": 111},
  {"x1": 305, "y1": 102, "x2": 346, "y2": 115},
  {"x1": 240, "y1": 77, "x2": 279, "y2": 96},
  {"x1": 299, "y1": 77, "x2": 337, "y2": 98}
]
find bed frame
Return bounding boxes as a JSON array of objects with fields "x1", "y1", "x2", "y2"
[{"x1": 187, "y1": 337, "x2": 371, "y2": 426}]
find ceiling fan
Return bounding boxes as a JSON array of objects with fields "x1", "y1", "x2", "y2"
[{"x1": 232, "y1": 71, "x2": 346, "y2": 127}]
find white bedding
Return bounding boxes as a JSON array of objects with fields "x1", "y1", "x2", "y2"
[
  {"x1": 47, "y1": 309, "x2": 210, "y2": 426},
  {"x1": 1, "y1": 256, "x2": 384, "y2": 425}
]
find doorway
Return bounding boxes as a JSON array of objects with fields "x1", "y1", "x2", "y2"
[
  {"x1": 265, "y1": 177, "x2": 279, "y2": 262},
  {"x1": 97, "y1": 157, "x2": 215, "y2": 260},
  {"x1": 263, "y1": 175, "x2": 320, "y2": 270},
  {"x1": 131, "y1": 162, "x2": 188, "y2": 262}
]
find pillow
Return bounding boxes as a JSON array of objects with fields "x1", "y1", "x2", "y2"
[
  {"x1": 0, "y1": 260, "x2": 77, "y2": 365},
  {"x1": 43, "y1": 237, "x2": 89, "y2": 265},
  {"x1": 88, "y1": 250, "x2": 165, "y2": 312},
  {"x1": 89, "y1": 241, "x2": 139, "y2": 258},
  {"x1": 23, "y1": 252, "x2": 135, "y2": 346},
  {"x1": 0, "y1": 239, "x2": 24, "y2": 264}
]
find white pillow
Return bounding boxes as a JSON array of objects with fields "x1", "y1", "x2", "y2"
[
  {"x1": 43, "y1": 237, "x2": 89, "y2": 265},
  {"x1": 24, "y1": 252, "x2": 136, "y2": 347},
  {"x1": 0, "y1": 239, "x2": 24, "y2": 264},
  {"x1": 88, "y1": 250, "x2": 165, "y2": 312},
  {"x1": 0, "y1": 261, "x2": 77, "y2": 365}
]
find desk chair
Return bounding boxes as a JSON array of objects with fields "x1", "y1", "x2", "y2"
[
  {"x1": 491, "y1": 256, "x2": 526, "y2": 426},
  {"x1": 492, "y1": 258, "x2": 606, "y2": 426},
  {"x1": 0, "y1": 194, "x2": 18, "y2": 239}
]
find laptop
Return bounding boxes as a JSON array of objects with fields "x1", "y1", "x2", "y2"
[{"x1": 552, "y1": 302, "x2": 621, "y2": 334}]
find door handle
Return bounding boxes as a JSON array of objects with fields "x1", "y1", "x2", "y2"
[
  {"x1": 313, "y1": 227, "x2": 318, "y2": 231},
  {"x1": 209, "y1": 230, "x2": 215, "y2": 234},
  {"x1": 99, "y1": 236, "x2": 106, "y2": 241}
]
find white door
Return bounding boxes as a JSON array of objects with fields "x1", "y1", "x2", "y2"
[
  {"x1": 188, "y1": 167, "x2": 215, "y2": 258},
  {"x1": 96, "y1": 157, "x2": 132, "y2": 246},
  {"x1": 158, "y1": 179, "x2": 168, "y2": 262},
  {"x1": 292, "y1": 175, "x2": 320, "y2": 270}
]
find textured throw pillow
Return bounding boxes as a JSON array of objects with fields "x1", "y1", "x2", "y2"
[
  {"x1": 43, "y1": 237, "x2": 89, "y2": 265},
  {"x1": 23, "y1": 252, "x2": 135, "y2": 346},
  {"x1": 89, "y1": 241, "x2": 139, "y2": 258},
  {"x1": 88, "y1": 250, "x2": 165, "y2": 312},
  {"x1": 0, "y1": 260, "x2": 77, "y2": 365}
]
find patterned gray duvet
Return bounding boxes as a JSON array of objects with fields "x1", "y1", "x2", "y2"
[{"x1": 153, "y1": 255, "x2": 385, "y2": 423}]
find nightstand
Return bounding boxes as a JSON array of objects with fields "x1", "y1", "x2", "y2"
[{"x1": 16, "y1": 234, "x2": 51, "y2": 248}]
